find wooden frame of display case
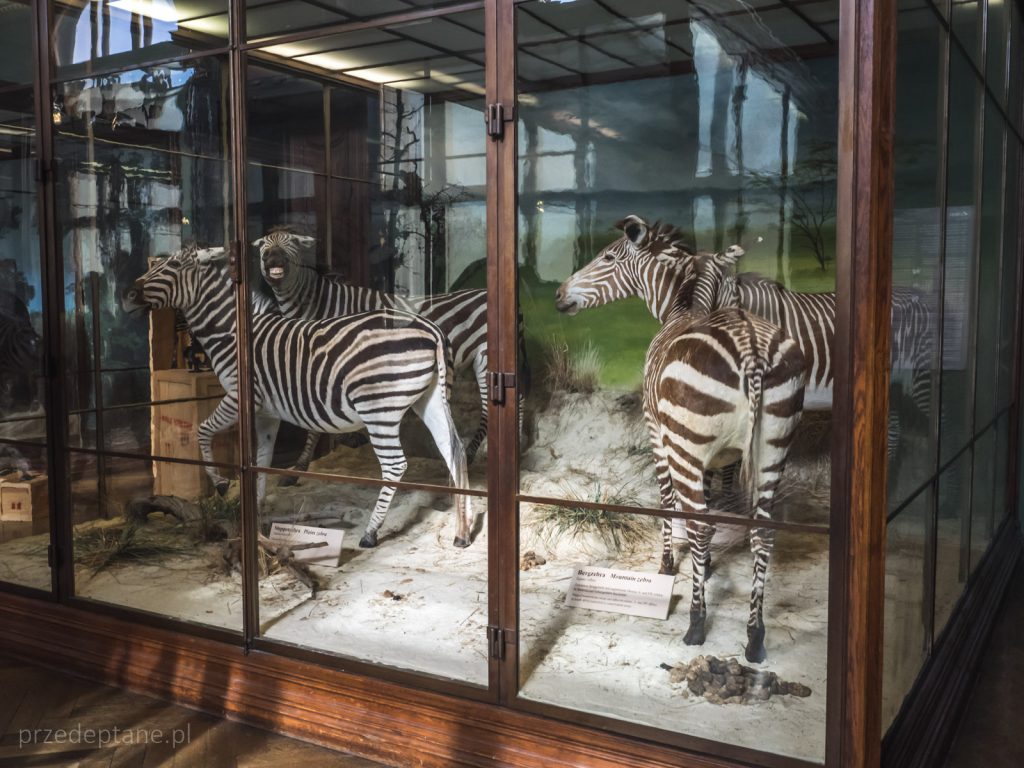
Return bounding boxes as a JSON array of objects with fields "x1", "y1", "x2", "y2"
[{"x1": 0, "y1": 0, "x2": 1022, "y2": 766}]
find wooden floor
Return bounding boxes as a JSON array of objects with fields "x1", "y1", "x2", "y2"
[{"x1": 0, "y1": 654, "x2": 386, "y2": 768}]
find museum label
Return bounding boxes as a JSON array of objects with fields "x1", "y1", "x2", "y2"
[
  {"x1": 268, "y1": 523, "x2": 344, "y2": 566},
  {"x1": 564, "y1": 567, "x2": 675, "y2": 620}
]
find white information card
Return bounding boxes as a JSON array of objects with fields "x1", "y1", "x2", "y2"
[
  {"x1": 564, "y1": 566, "x2": 675, "y2": 620},
  {"x1": 268, "y1": 523, "x2": 344, "y2": 566}
]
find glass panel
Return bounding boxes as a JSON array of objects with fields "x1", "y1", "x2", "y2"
[
  {"x1": 1009, "y1": 2, "x2": 1023, "y2": 134},
  {"x1": 246, "y1": 11, "x2": 489, "y2": 687},
  {"x1": 986, "y1": 0, "x2": 1008, "y2": 103},
  {"x1": 997, "y1": 138, "x2": 1020, "y2": 410},
  {"x1": 969, "y1": 427, "x2": 995, "y2": 571},
  {"x1": 972, "y1": 96, "x2": 1006, "y2": 431},
  {"x1": 889, "y1": 2, "x2": 943, "y2": 509},
  {"x1": 246, "y1": 10, "x2": 487, "y2": 496},
  {"x1": 50, "y1": 0, "x2": 229, "y2": 80},
  {"x1": 0, "y1": 0, "x2": 50, "y2": 591},
  {"x1": 940, "y1": 48, "x2": 982, "y2": 462},
  {"x1": 882, "y1": 491, "x2": 931, "y2": 731},
  {"x1": 246, "y1": 0, "x2": 476, "y2": 42},
  {"x1": 516, "y1": 0, "x2": 836, "y2": 759},
  {"x1": 255, "y1": 472, "x2": 487, "y2": 683},
  {"x1": 54, "y1": 57, "x2": 240, "y2": 616},
  {"x1": 934, "y1": 450, "x2": 971, "y2": 636},
  {"x1": 69, "y1": 453, "x2": 242, "y2": 630},
  {"x1": 950, "y1": 0, "x2": 982, "y2": 66}
]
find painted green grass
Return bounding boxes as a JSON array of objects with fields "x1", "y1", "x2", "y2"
[{"x1": 521, "y1": 246, "x2": 836, "y2": 390}]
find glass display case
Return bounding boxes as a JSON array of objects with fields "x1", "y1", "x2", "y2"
[{"x1": 0, "y1": 0, "x2": 1020, "y2": 766}]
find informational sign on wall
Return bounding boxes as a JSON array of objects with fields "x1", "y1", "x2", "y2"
[
  {"x1": 268, "y1": 523, "x2": 344, "y2": 566},
  {"x1": 564, "y1": 566, "x2": 675, "y2": 620}
]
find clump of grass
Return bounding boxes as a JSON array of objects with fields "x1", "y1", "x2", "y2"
[
  {"x1": 537, "y1": 483, "x2": 655, "y2": 553},
  {"x1": 196, "y1": 494, "x2": 240, "y2": 541},
  {"x1": 543, "y1": 336, "x2": 603, "y2": 394},
  {"x1": 75, "y1": 522, "x2": 188, "y2": 575}
]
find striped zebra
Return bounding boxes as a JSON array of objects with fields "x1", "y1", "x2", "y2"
[
  {"x1": 122, "y1": 244, "x2": 473, "y2": 549},
  {"x1": 556, "y1": 214, "x2": 933, "y2": 454},
  {"x1": 644, "y1": 244, "x2": 806, "y2": 663},
  {"x1": 253, "y1": 228, "x2": 528, "y2": 470}
]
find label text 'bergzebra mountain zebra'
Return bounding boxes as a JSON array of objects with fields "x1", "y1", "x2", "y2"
[
  {"x1": 643, "y1": 244, "x2": 806, "y2": 663},
  {"x1": 122, "y1": 245, "x2": 474, "y2": 549}
]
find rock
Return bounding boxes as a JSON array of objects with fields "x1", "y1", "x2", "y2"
[{"x1": 663, "y1": 654, "x2": 813, "y2": 704}]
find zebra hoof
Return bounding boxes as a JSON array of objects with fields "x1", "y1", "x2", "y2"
[
  {"x1": 359, "y1": 531, "x2": 378, "y2": 548},
  {"x1": 658, "y1": 555, "x2": 675, "y2": 575},
  {"x1": 278, "y1": 475, "x2": 300, "y2": 488},
  {"x1": 453, "y1": 536, "x2": 471, "y2": 548},
  {"x1": 215, "y1": 480, "x2": 229, "y2": 497},
  {"x1": 683, "y1": 612, "x2": 706, "y2": 646},
  {"x1": 745, "y1": 626, "x2": 766, "y2": 663}
]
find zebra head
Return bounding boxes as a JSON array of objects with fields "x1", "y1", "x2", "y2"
[
  {"x1": 253, "y1": 229, "x2": 315, "y2": 292},
  {"x1": 555, "y1": 215, "x2": 696, "y2": 322},
  {"x1": 122, "y1": 245, "x2": 228, "y2": 315}
]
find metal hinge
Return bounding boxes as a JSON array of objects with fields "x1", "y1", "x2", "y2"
[
  {"x1": 228, "y1": 240, "x2": 241, "y2": 283},
  {"x1": 487, "y1": 625, "x2": 508, "y2": 660},
  {"x1": 489, "y1": 371, "x2": 516, "y2": 405},
  {"x1": 485, "y1": 103, "x2": 513, "y2": 140}
]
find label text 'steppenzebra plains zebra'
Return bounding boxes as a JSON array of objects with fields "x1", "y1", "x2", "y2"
[
  {"x1": 643, "y1": 245, "x2": 806, "y2": 663},
  {"x1": 253, "y1": 229, "x2": 529, "y2": 468},
  {"x1": 121, "y1": 245, "x2": 474, "y2": 549},
  {"x1": 556, "y1": 214, "x2": 934, "y2": 422}
]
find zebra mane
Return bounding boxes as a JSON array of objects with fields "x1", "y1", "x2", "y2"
[{"x1": 644, "y1": 221, "x2": 694, "y2": 260}]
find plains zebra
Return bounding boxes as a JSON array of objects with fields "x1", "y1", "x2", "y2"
[
  {"x1": 556, "y1": 215, "x2": 933, "y2": 458},
  {"x1": 122, "y1": 245, "x2": 474, "y2": 549},
  {"x1": 253, "y1": 228, "x2": 529, "y2": 468},
  {"x1": 644, "y1": 244, "x2": 806, "y2": 663}
]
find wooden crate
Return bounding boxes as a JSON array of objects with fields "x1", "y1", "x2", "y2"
[
  {"x1": 0, "y1": 474, "x2": 49, "y2": 543},
  {"x1": 151, "y1": 370, "x2": 236, "y2": 499}
]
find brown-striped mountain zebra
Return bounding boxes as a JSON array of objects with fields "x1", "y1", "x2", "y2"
[
  {"x1": 644, "y1": 244, "x2": 806, "y2": 663},
  {"x1": 556, "y1": 214, "x2": 933, "y2": 460},
  {"x1": 121, "y1": 244, "x2": 473, "y2": 550},
  {"x1": 253, "y1": 228, "x2": 529, "y2": 469}
]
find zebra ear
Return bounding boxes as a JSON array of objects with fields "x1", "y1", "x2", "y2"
[
  {"x1": 295, "y1": 234, "x2": 316, "y2": 248},
  {"x1": 251, "y1": 236, "x2": 267, "y2": 249},
  {"x1": 615, "y1": 215, "x2": 649, "y2": 247},
  {"x1": 717, "y1": 244, "x2": 745, "y2": 267}
]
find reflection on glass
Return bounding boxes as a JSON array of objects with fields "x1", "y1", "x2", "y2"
[
  {"x1": 939, "y1": 49, "x2": 981, "y2": 462},
  {"x1": 889, "y1": 3, "x2": 943, "y2": 508},
  {"x1": 0, "y1": 0, "x2": 50, "y2": 590},
  {"x1": 51, "y1": 0, "x2": 229, "y2": 79},
  {"x1": 969, "y1": 428, "x2": 995, "y2": 572},
  {"x1": 246, "y1": 12, "x2": 489, "y2": 496},
  {"x1": 881, "y1": 491, "x2": 930, "y2": 731},
  {"x1": 950, "y1": 0, "x2": 981, "y2": 66},
  {"x1": 256, "y1": 472, "x2": 487, "y2": 684},
  {"x1": 515, "y1": 0, "x2": 836, "y2": 759},
  {"x1": 934, "y1": 451, "x2": 971, "y2": 636},
  {"x1": 70, "y1": 454, "x2": 242, "y2": 631},
  {"x1": 245, "y1": 12, "x2": 489, "y2": 683},
  {"x1": 246, "y1": 0, "x2": 476, "y2": 42}
]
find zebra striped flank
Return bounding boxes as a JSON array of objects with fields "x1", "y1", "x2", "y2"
[
  {"x1": 643, "y1": 246, "x2": 807, "y2": 663},
  {"x1": 122, "y1": 244, "x2": 474, "y2": 550}
]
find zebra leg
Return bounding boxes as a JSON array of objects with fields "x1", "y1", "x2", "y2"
[
  {"x1": 465, "y1": 352, "x2": 488, "y2": 464},
  {"x1": 197, "y1": 394, "x2": 239, "y2": 496},
  {"x1": 414, "y1": 378, "x2": 473, "y2": 547},
  {"x1": 745, "y1": 525, "x2": 775, "y2": 663},
  {"x1": 279, "y1": 431, "x2": 321, "y2": 487},
  {"x1": 254, "y1": 414, "x2": 280, "y2": 506},
  {"x1": 360, "y1": 423, "x2": 409, "y2": 549},
  {"x1": 654, "y1": 453, "x2": 680, "y2": 574},
  {"x1": 683, "y1": 519, "x2": 716, "y2": 646}
]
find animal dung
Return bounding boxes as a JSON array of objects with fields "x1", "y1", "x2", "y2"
[
  {"x1": 520, "y1": 550, "x2": 547, "y2": 571},
  {"x1": 663, "y1": 655, "x2": 812, "y2": 704}
]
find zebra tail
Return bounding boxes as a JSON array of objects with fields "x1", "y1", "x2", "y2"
[{"x1": 740, "y1": 361, "x2": 765, "y2": 518}]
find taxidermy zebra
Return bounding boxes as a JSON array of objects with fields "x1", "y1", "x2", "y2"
[
  {"x1": 252, "y1": 227, "x2": 529, "y2": 470},
  {"x1": 121, "y1": 244, "x2": 473, "y2": 549},
  {"x1": 643, "y1": 244, "x2": 806, "y2": 663},
  {"x1": 556, "y1": 214, "x2": 933, "y2": 469}
]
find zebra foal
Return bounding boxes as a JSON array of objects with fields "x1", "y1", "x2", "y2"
[
  {"x1": 122, "y1": 245, "x2": 474, "y2": 549},
  {"x1": 644, "y1": 245, "x2": 806, "y2": 663}
]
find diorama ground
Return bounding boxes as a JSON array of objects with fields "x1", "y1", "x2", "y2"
[{"x1": 0, "y1": 389, "x2": 843, "y2": 762}]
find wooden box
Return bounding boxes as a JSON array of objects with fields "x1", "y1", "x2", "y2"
[
  {"x1": 0, "y1": 474, "x2": 49, "y2": 543},
  {"x1": 151, "y1": 370, "x2": 237, "y2": 499}
]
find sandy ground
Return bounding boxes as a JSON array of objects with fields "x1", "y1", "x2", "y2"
[{"x1": 0, "y1": 388, "x2": 832, "y2": 762}]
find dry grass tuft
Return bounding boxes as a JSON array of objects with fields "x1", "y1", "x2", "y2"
[{"x1": 543, "y1": 336, "x2": 603, "y2": 394}]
